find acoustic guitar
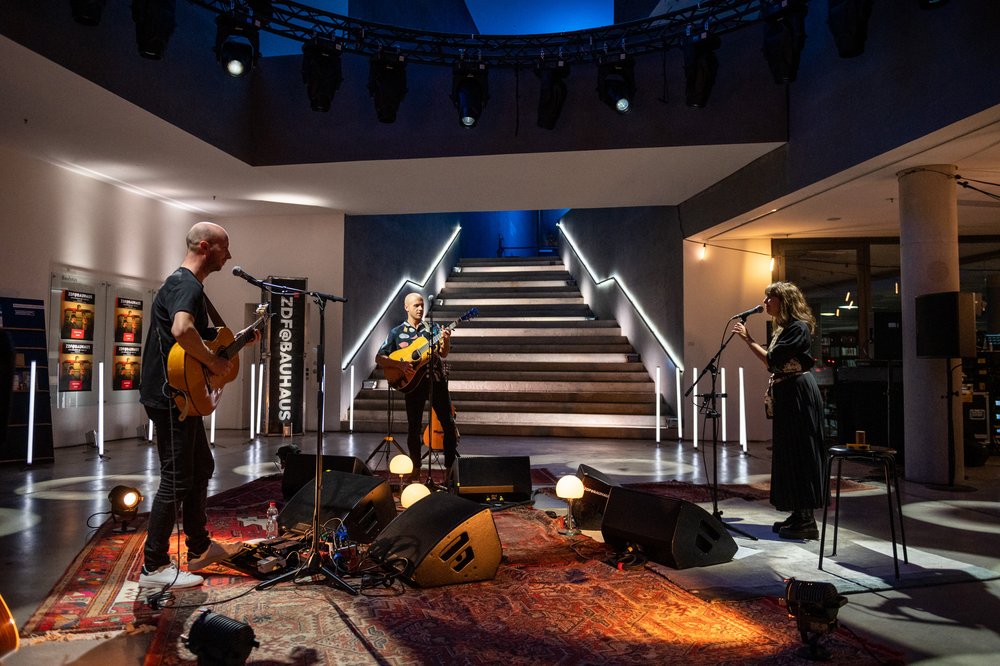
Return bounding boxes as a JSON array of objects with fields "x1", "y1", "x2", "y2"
[
  {"x1": 0, "y1": 592, "x2": 19, "y2": 661},
  {"x1": 422, "y1": 404, "x2": 460, "y2": 451},
  {"x1": 384, "y1": 308, "x2": 478, "y2": 393},
  {"x1": 167, "y1": 304, "x2": 269, "y2": 419}
]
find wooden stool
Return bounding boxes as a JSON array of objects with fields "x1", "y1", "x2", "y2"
[{"x1": 819, "y1": 445, "x2": 909, "y2": 579}]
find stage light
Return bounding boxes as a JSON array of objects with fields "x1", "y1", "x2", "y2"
[
  {"x1": 762, "y1": 1, "x2": 808, "y2": 84},
  {"x1": 827, "y1": 0, "x2": 873, "y2": 58},
  {"x1": 215, "y1": 10, "x2": 262, "y2": 77},
  {"x1": 71, "y1": 0, "x2": 105, "y2": 26},
  {"x1": 401, "y1": 482, "x2": 431, "y2": 508},
  {"x1": 369, "y1": 51, "x2": 408, "y2": 123},
  {"x1": 108, "y1": 485, "x2": 143, "y2": 532},
  {"x1": 184, "y1": 610, "x2": 259, "y2": 666},
  {"x1": 555, "y1": 475, "x2": 584, "y2": 536},
  {"x1": 597, "y1": 54, "x2": 635, "y2": 114},
  {"x1": 683, "y1": 32, "x2": 721, "y2": 108},
  {"x1": 452, "y1": 62, "x2": 490, "y2": 128},
  {"x1": 536, "y1": 61, "x2": 570, "y2": 129},
  {"x1": 782, "y1": 578, "x2": 848, "y2": 661},
  {"x1": 301, "y1": 36, "x2": 343, "y2": 112},
  {"x1": 131, "y1": 0, "x2": 176, "y2": 60},
  {"x1": 389, "y1": 454, "x2": 413, "y2": 489}
]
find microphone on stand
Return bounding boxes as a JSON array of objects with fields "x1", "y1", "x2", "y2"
[
  {"x1": 232, "y1": 266, "x2": 263, "y2": 288},
  {"x1": 730, "y1": 304, "x2": 764, "y2": 321}
]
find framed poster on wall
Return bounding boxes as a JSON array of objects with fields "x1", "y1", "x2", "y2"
[
  {"x1": 114, "y1": 297, "x2": 143, "y2": 344},
  {"x1": 60, "y1": 290, "x2": 95, "y2": 341},
  {"x1": 59, "y1": 341, "x2": 93, "y2": 392},
  {"x1": 112, "y1": 344, "x2": 141, "y2": 390}
]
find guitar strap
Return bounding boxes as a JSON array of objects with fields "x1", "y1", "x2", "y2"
[{"x1": 204, "y1": 294, "x2": 226, "y2": 329}]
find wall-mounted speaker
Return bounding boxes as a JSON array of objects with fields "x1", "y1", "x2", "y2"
[
  {"x1": 368, "y1": 492, "x2": 502, "y2": 587},
  {"x1": 600, "y1": 487, "x2": 737, "y2": 569},
  {"x1": 281, "y1": 453, "x2": 372, "y2": 500},
  {"x1": 572, "y1": 464, "x2": 618, "y2": 530},
  {"x1": 278, "y1": 470, "x2": 395, "y2": 544},
  {"x1": 915, "y1": 291, "x2": 976, "y2": 359},
  {"x1": 451, "y1": 456, "x2": 532, "y2": 502}
]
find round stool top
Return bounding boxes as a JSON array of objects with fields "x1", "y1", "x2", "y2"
[{"x1": 828, "y1": 444, "x2": 897, "y2": 457}]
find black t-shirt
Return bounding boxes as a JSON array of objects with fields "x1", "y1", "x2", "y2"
[{"x1": 139, "y1": 267, "x2": 212, "y2": 408}]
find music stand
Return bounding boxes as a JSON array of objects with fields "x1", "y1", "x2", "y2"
[
  {"x1": 685, "y1": 323, "x2": 758, "y2": 542},
  {"x1": 365, "y1": 383, "x2": 406, "y2": 474},
  {"x1": 252, "y1": 280, "x2": 358, "y2": 595}
]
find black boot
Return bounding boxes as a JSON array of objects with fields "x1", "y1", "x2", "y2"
[
  {"x1": 772, "y1": 512, "x2": 796, "y2": 533},
  {"x1": 778, "y1": 509, "x2": 819, "y2": 540}
]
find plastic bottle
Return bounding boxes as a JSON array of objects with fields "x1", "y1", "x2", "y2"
[{"x1": 265, "y1": 501, "x2": 279, "y2": 538}]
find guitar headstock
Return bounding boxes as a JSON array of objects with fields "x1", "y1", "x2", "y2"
[
  {"x1": 461, "y1": 307, "x2": 479, "y2": 321},
  {"x1": 255, "y1": 303, "x2": 270, "y2": 317}
]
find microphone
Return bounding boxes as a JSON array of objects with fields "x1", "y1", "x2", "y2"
[
  {"x1": 232, "y1": 266, "x2": 263, "y2": 287},
  {"x1": 730, "y1": 304, "x2": 764, "y2": 321}
]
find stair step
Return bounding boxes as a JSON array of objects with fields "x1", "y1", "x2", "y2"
[
  {"x1": 353, "y1": 399, "x2": 658, "y2": 415},
  {"x1": 441, "y1": 296, "x2": 585, "y2": 306},
  {"x1": 346, "y1": 420, "x2": 675, "y2": 440},
  {"x1": 459, "y1": 257, "x2": 565, "y2": 266},
  {"x1": 443, "y1": 355, "x2": 638, "y2": 365},
  {"x1": 456, "y1": 264, "x2": 568, "y2": 273},
  {"x1": 440, "y1": 286, "x2": 580, "y2": 296}
]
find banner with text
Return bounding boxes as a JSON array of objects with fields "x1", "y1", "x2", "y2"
[
  {"x1": 266, "y1": 278, "x2": 307, "y2": 435},
  {"x1": 59, "y1": 341, "x2": 93, "y2": 392}
]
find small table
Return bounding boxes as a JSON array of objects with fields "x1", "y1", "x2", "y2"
[{"x1": 819, "y1": 445, "x2": 908, "y2": 579}]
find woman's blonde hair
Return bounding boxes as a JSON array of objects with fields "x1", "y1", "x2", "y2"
[{"x1": 764, "y1": 281, "x2": 816, "y2": 333}]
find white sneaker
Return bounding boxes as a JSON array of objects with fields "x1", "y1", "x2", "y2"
[
  {"x1": 187, "y1": 540, "x2": 243, "y2": 571},
  {"x1": 138, "y1": 562, "x2": 204, "y2": 588}
]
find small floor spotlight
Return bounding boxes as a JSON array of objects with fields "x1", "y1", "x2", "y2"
[
  {"x1": 597, "y1": 54, "x2": 635, "y2": 114},
  {"x1": 827, "y1": 0, "x2": 874, "y2": 58},
  {"x1": 132, "y1": 0, "x2": 176, "y2": 60},
  {"x1": 71, "y1": 0, "x2": 105, "y2": 26},
  {"x1": 369, "y1": 51, "x2": 408, "y2": 123},
  {"x1": 108, "y1": 485, "x2": 144, "y2": 532},
  {"x1": 683, "y1": 31, "x2": 721, "y2": 108},
  {"x1": 301, "y1": 36, "x2": 343, "y2": 112},
  {"x1": 452, "y1": 62, "x2": 489, "y2": 128},
  {"x1": 215, "y1": 10, "x2": 262, "y2": 77},
  {"x1": 762, "y1": 1, "x2": 808, "y2": 84},
  {"x1": 783, "y1": 578, "x2": 848, "y2": 661},
  {"x1": 536, "y1": 61, "x2": 570, "y2": 129},
  {"x1": 183, "y1": 610, "x2": 259, "y2": 666}
]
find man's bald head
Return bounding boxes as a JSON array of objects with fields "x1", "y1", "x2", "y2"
[{"x1": 186, "y1": 221, "x2": 227, "y2": 251}]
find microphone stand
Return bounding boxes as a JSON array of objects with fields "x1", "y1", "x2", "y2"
[
  {"x1": 248, "y1": 278, "x2": 357, "y2": 595},
  {"x1": 684, "y1": 321, "x2": 758, "y2": 542},
  {"x1": 423, "y1": 296, "x2": 447, "y2": 490}
]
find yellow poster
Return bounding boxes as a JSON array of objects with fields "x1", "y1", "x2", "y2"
[
  {"x1": 59, "y1": 342, "x2": 93, "y2": 392},
  {"x1": 60, "y1": 290, "x2": 95, "y2": 341},
  {"x1": 114, "y1": 297, "x2": 143, "y2": 344},
  {"x1": 113, "y1": 344, "x2": 141, "y2": 391}
]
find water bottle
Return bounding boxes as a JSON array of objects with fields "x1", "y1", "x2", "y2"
[{"x1": 265, "y1": 501, "x2": 279, "y2": 538}]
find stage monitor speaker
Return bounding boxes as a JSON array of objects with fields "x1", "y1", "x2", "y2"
[
  {"x1": 872, "y1": 311, "x2": 903, "y2": 361},
  {"x1": 368, "y1": 492, "x2": 502, "y2": 588},
  {"x1": 915, "y1": 291, "x2": 976, "y2": 359},
  {"x1": 278, "y1": 470, "x2": 395, "y2": 544},
  {"x1": 572, "y1": 464, "x2": 618, "y2": 530},
  {"x1": 451, "y1": 456, "x2": 532, "y2": 502},
  {"x1": 600, "y1": 487, "x2": 737, "y2": 569},
  {"x1": 281, "y1": 453, "x2": 372, "y2": 500}
]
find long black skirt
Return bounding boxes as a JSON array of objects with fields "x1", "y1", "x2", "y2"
[{"x1": 769, "y1": 372, "x2": 825, "y2": 511}]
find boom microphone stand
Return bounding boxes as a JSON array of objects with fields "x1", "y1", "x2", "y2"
[
  {"x1": 422, "y1": 296, "x2": 447, "y2": 490},
  {"x1": 684, "y1": 321, "x2": 758, "y2": 542}
]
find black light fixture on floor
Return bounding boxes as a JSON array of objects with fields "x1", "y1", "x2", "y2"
[
  {"x1": 132, "y1": 0, "x2": 176, "y2": 60},
  {"x1": 535, "y1": 61, "x2": 570, "y2": 129},
  {"x1": 596, "y1": 53, "x2": 635, "y2": 114},
  {"x1": 183, "y1": 610, "x2": 259, "y2": 665},
  {"x1": 108, "y1": 485, "x2": 143, "y2": 532},
  {"x1": 215, "y1": 9, "x2": 263, "y2": 77},
  {"x1": 369, "y1": 51, "x2": 408, "y2": 123},
  {"x1": 782, "y1": 578, "x2": 848, "y2": 661},
  {"x1": 827, "y1": 0, "x2": 874, "y2": 58},
  {"x1": 762, "y1": 0, "x2": 808, "y2": 84},
  {"x1": 301, "y1": 36, "x2": 343, "y2": 112},
  {"x1": 683, "y1": 30, "x2": 721, "y2": 108},
  {"x1": 452, "y1": 61, "x2": 489, "y2": 128},
  {"x1": 71, "y1": 0, "x2": 105, "y2": 26}
]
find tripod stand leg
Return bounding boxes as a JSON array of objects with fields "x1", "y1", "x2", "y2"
[{"x1": 255, "y1": 551, "x2": 358, "y2": 595}]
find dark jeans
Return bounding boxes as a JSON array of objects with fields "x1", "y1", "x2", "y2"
[
  {"x1": 143, "y1": 404, "x2": 214, "y2": 570},
  {"x1": 404, "y1": 378, "x2": 457, "y2": 474}
]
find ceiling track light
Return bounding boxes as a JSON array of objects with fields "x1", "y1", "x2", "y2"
[
  {"x1": 827, "y1": 0, "x2": 874, "y2": 58},
  {"x1": 369, "y1": 51, "x2": 408, "y2": 123},
  {"x1": 301, "y1": 36, "x2": 343, "y2": 112},
  {"x1": 71, "y1": 0, "x2": 105, "y2": 26},
  {"x1": 215, "y1": 9, "x2": 264, "y2": 77},
  {"x1": 596, "y1": 54, "x2": 635, "y2": 114},
  {"x1": 683, "y1": 30, "x2": 721, "y2": 108},
  {"x1": 132, "y1": 0, "x2": 177, "y2": 60},
  {"x1": 535, "y1": 61, "x2": 570, "y2": 130},
  {"x1": 451, "y1": 62, "x2": 489, "y2": 128},
  {"x1": 762, "y1": 1, "x2": 808, "y2": 84}
]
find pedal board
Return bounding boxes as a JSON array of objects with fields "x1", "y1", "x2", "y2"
[{"x1": 223, "y1": 534, "x2": 308, "y2": 580}]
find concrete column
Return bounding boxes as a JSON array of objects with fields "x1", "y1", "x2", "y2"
[{"x1": 898, "y1": 165, "x2": 963, "y2": 484}]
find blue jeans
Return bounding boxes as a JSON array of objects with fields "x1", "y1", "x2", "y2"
[{"x1": 143, "y1": 405, "x2": 214, "y2": 570}]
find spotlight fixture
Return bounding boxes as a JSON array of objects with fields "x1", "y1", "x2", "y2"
[
  {"x1": 71, "y1": 0, "x2": 105, "y2": 26},
  {"x1": 132, "y1": 0, "x2": 176, "y2": 60},
  {"x1": 782, "y1": 578, "x2": 848, "y2": 661},
  {"x1": 451, "y1": 61, "x2": 489, "y2": 128},
  {"x1": 369, "y1": 51, "x2": 408, "y2": 123},
  {"x1": 108, "y1": 485, "x2": 143, "y2": 532},
  {"x1": 215, "y1": 10, "x2": 263, "y2": 77},
  {"x1": 762, "y1": 1, "x2": 808, "y2": 84},
  {"x1": 535, "y1": 61, "x2": 570, "y2": 129},
  {"x1": 596, "y1": 53, "x2": 635, "y2": 114},
  {"x1": 301, "y1": 36, "x2": 343, "y2": 112},
  {"x1": 683, "y1": 31, "x2": 721, "y2": 108},
  {"x1": 183, "y1": 610, "x2": 259, "y2": 666},
  {"x1": 827, "y1": 0, "x2": 874, "y2": 58}
]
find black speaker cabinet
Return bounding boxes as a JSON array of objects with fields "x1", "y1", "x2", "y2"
[
  {"x1": 281, "y1": 453, "x2": 372, "y2": 500},
  {"x1": 915, "y1": 292, "x2": 976, "y2": 359},
  {"x1": 368, "y1": 492, "x2": 502, "y2": 587},
  {"x1": 572, "y1": 464, "x2": 618, "y2": 530},
  {"x1": 600, "y1": 487, "x2": 738, "y2": 569},
  {"x1": 451, "y1": 455, "x2": 532, "y2": 502},
  {"x1": 278, "y1": 470, "x2": 395, "y2": 544}
]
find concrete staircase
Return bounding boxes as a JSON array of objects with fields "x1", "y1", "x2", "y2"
[{"x1": 351, "y1": 257, "x2": 672, "y2": 439}]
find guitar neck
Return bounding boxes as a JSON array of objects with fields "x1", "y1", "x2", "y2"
[{"x1": 219, "y1": 318, "x2": 266, "y2": 360}]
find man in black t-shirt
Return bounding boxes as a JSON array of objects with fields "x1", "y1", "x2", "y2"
[{"x1": 137, "y1": 221, "x2": 257, "y2": 590}]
